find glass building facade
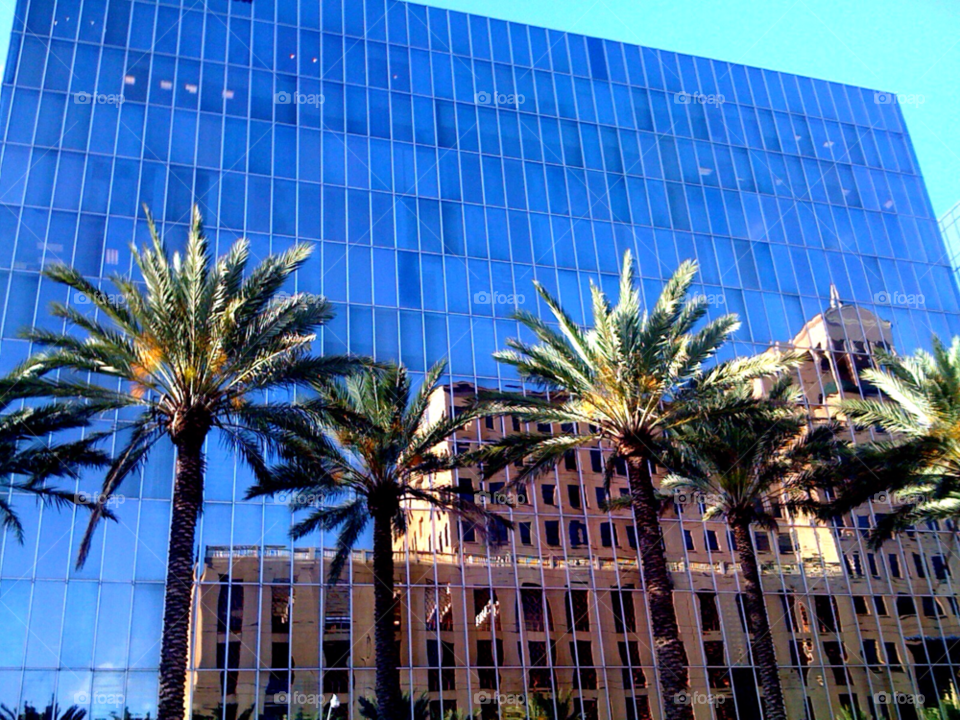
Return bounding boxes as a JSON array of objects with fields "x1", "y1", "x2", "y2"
[
  {"x1": 939, "y1": 200, "x2": 960, "y2": 284},
  {"x1": 0, "y1": 0, "x2": 959, "y2": 718}
]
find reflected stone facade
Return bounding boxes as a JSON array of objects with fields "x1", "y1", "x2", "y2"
[
  {"x1": 0, "y1": 0, "x2": 958, "y2": 718},
  {"x1": 190, "y1": 303, "x2": 960, "y2": 720}
]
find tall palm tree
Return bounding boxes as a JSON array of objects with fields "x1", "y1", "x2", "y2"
[
  {"x1": 0, "y1": 381, "x2": 109, "y2": 539},
  {"x1": 824, "y1": 336, "x2": 960, "y2": 545},
  {"x1": 247, "y1": 361, "x2": 509, "y2": 720},
  {"x1": 15, "y1": 207, "x2": 356, "y2": 720},
  {"x1": 661, "y1": 378, "x2": 846, "y2": 720},
  {"x1": 471, "y1": 251, "x2": 799, "y2": 720}
]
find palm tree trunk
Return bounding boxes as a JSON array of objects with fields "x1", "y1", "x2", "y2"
[
  {"x1": 731, "y1": 521, "x2": 787, "y2": 720},
  {"x1": 627, "y1": 455, "x2": 692, "y2": 720},
  {"x1": 373, "y1": 509, "x2": 402, "y2": 720},
  {"x1": 157, "y1": 432, "x2": 206, "y2": 720}
]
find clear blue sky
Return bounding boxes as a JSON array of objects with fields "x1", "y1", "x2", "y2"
[{"x1": 0, "y1": 0, "x2": 957, "y2": 217}]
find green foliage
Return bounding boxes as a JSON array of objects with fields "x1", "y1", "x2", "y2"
[
  {"x1": 922, "y1": 689, "x2": 960, "y2": 720},
  {"x1": 14, "y1": 205, "x2": 354, "y2": 565},
  {"x1": 442, "y1": 711, "x2": 480, "y2": 720},
  {"x1": 0, "y1": 378, "x2": 110, "y2": 542},
  {"x1": 248, "y1": 360, "x2": 509, "y2": 583},
  {"x1": 827, "y1": 336, "x2": 960, "y2": 545},
  {"x1": 663, "y1": 376, "x2": 847, "y2": 528},
  {"x1": 503, "y1": 692, "x2": 578, "y2": 720},
  {"x1": 835, "y1": 706, "x2": 870, "y2": 720}
]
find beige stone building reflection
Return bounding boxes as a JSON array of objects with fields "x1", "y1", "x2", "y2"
[{"x1": 190, "y1": 300, "x2": 960, "y2": 720}]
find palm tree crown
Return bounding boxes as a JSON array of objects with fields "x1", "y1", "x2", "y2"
[
  {"x1": 663, "y1": 378, "x2": 845, "y2": 529},
  {"x1": 15, "y1": 206, "x2": 353, "y2": 720},
  {"x1": 19, "y1": 207, "x2": 351, "y2": 560},
  {"x1": 251, "y1": 360, "x2": 508, "y2": 581},
  {"x1": 475, "y1": 250, "x2": 799, "y2": 484},
  {"x1": 829, "y1": 336, "x2": 960, "y2": 544},
  {"x1": 249, "y1": 361, "x2": 507, "y2": 720}
]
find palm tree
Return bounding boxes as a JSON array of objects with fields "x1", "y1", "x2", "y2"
[
  {"x1": 662, "y1": 378, "x2": 846, "y2": 720},
  {"x1": 824, "y1": 336, "x2": 960, "y2": 545},
  {"x1": 15, "y1": 207, "x2": 356, "y2": 720},
  {"x1": 0, "y1": 381, "x2": 110, "y2": 540},
  {"x1": 471, "y1": 251, "x2": 799, "y2": 720},
  {"x1": 247, "y1": 361, "x2": 509, "y2": 720}
]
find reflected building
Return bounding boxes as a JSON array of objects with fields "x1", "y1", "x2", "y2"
[
  {"x1": 190, "y1": 298, "x2": 960, "y2": 720},
  {"x1": 1, "y1": 0, "x2": 959, "y2": 719}
]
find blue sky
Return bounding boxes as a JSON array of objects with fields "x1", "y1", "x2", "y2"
[{"x1": 0, "y1": 0, "x2": 957, "y2": 217}]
